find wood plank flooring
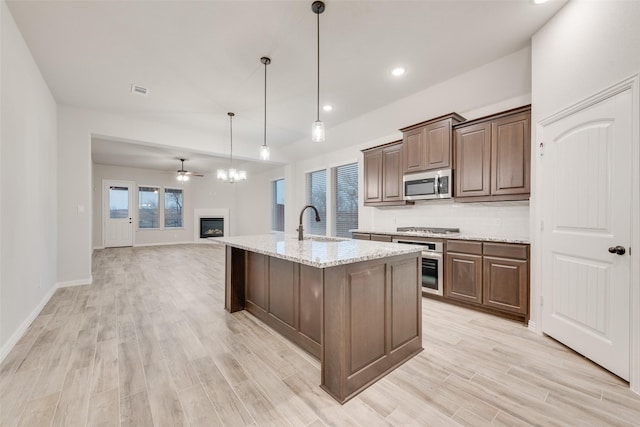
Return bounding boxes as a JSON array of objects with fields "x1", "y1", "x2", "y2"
[{"x1": 1, "y1": 243, "x2": 639, "y2": 426}]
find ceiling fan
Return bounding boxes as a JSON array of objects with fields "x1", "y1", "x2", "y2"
[{"x1": 175, "y1": 158, "x2": 203, "y2": 182}]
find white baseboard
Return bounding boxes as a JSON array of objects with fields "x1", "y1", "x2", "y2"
[
  {"x1": 56, "y1": 276, "x2": 93, "y2": 288},
  {"x1": 93, "y1": 246, "x2": 104, "y2": 250},
  {"x1": 133, "y1": 241, "x2": 193, "y2": 248},
  {"x1": 0, "y1": 285, "x2": 57, "y2": 363},
  {"x1": 528, "y1": 320, "x2": 538, "y2": 334}
]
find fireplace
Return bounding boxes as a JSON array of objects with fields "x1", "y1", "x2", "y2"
[{"x1": 200, "y1": 217, "x2": 224, "y2": 238}]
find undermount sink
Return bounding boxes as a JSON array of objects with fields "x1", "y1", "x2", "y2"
[{"x1": 303, "y1": 236, "x2": 345, "y2": 243}]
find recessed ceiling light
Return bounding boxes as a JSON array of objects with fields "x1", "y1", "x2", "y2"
[
  {"x1": 323, "y1": 105, "x2": 333, "y2": 112},
  {"x1": 391, "y1": 67, "x2": 406, "y2": 77},
  {"x1": 532, "y1": 0, "x2": 548, "y2": 4}
]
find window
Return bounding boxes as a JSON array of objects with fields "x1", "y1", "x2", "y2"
[
  {"x1": 164, "y1": 188, "x2": 183, "y2": 228},
  {"x1": 272, "y1": 179, "x2": 285, "y2": 232},
  {"x1": 307, "y1": 169, "x2": 327, "y2": 235},
  {"x1": 138, "y1": 186, "x2": 159, "y2": 229},
  {"x1": 334, "y1": 163, "x2": 358, "y2": 237}
]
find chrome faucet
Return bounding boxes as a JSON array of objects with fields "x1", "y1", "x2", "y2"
[{"x1": 298, "y1": 205, "x2": 321, "y2": 241}]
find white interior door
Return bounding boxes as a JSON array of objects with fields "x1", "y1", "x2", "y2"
[
  {"x1": 104, "y1": 180, "x2": 134, "y2": 248},
  {"x1": 540, "y1": 88, "x2": 632, "y2": 380}
]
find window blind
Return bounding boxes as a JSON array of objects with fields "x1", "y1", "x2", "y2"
[
  {"x1": 334, "y1": 163, "x2": 358, "y2": 238},
  {"x1": 308, "y1": 169, "x2": 327, "y2": 235}
]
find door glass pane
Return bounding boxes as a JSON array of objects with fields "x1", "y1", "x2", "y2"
[{"x1": 109, "y1": 186, "x2": 129, "y2": 219}]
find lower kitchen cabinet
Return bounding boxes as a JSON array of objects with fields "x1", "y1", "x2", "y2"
[
  {"x1": 445, "y1": 252, "x2": 482, "y2": 304},
  {"x1": 445, "y1": 240, "x2": 529, "y2": 322},
  {"x1": 351, "y1": 232, "x2": 393, "y2": 242},
  {"x1": 352, "y1": 232, "x2": 370, "y2": 240},
  {"x1": 483, "y1": 256, "x2": 528, "y2": 315}
]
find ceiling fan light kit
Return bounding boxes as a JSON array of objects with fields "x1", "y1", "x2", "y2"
[{"x1": 176, "y1": 158, "x2": 198, "y2": 181}]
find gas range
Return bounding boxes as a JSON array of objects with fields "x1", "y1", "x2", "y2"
[{"x1": 396, "y1": 226, "x2": 460, "y2": 235}]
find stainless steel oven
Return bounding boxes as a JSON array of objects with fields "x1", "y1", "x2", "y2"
[{"x1": 393, "y1": 238, "x2": 443, "y2": 296}]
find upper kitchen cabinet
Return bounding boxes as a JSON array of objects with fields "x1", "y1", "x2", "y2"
[
  {"x1": 362, "y1": 141, "x2": 408, "y2": 206},
  {"x1": 454, "y1": 106, "x2": 531, "y2": 202},
  {"x1": 400, "y1": 113, "x2": 466, "y2": 174}
]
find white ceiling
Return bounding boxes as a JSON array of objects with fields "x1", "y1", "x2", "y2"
[{"x1": 7, "y1": 0, "x2": 566, "y2": 173}]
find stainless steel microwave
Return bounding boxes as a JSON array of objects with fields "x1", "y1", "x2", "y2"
[{"x1": 403, "y1": 169, "x2": 452, "y2": 201}]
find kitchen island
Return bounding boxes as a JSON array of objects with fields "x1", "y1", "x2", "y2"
[{"x1": 213, "y1": 233, "x2": 423, "y2": 403}]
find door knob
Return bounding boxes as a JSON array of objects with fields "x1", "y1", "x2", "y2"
[{"x1": 608, "y1": 246, "x2": 626, "y2": 255}]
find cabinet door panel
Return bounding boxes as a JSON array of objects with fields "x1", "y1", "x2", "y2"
[
  {"x1": 268, "y1": 257, "x2": 296, "y2": 328},
  {"x1": 402, "y1": 128, "x2": 424, "y2": 173},
  {"x1": 425, "y1": 122, "x2": 451, "y2": 170},
  {"x1": 382, "y1": 145, "x2": 404, "y2": 201},
  {"x1": 364, "y1": 149, "x2": 383, "y2": 203},
  {"x1": 455, "y1": 123, "x2": 491, "y2": 197},
  {"x1": 445, "y1": 252, "x2": 482, "y2": 304},
  {"x1": 491, "y1": 112, "x2": 531, "y2": 196},
  {"x1": 483, "y1": 256, "x2": 528, "y2": 315},
  {"x1": 246, "y1": 252, "x2": 267, "y2": 310},
  {"x1": 299, "y1": 265, "x2": 322, "y2": 344}
]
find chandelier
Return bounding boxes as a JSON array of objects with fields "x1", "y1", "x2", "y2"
[{"x1": 217, "y1": 112, "x2": 247, "y2": 183}]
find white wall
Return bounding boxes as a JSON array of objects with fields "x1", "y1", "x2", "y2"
[
  {"x1": 234, "y1": 166, "x2": 285, "y2": 236},
  {"x1": 275, "y1": 48, "x2": 532, "y2": 239},
  {"x1": 92, "y1": 163, "x2": 243, "y2": 248},
  {"x1": 1, "y1": 0, "x2": 58, "y2": 357},
  {"x1": 531, "y1": 0, "x2": 640, "y2": 392}
]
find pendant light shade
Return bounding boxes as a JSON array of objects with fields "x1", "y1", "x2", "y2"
[
  {"x1": 311, "y1": 1, "x2": 325, "y2": 143},
  {"x1": 311, "y1": 121, "x2": 325, "y2": 143},
  {"x1": 260, "y1": 56, "x2": 271, "y2": 160},
  {"x1": 217, "y1": 112, "x2": 247, "y2": 183}
]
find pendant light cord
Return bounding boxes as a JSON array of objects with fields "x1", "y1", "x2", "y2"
[
  {"x1": 316, "y1": 11, "x2": 320, "y2": 122},
  {"x1": 264, "y1": 60, "x2": 267, "y2": 148},
  {"x1": 229, "y1": 113, "x2": 233, "y2": 167}
]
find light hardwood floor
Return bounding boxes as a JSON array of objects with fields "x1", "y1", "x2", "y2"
[{"x1": 1, "y1": 243, "x2": 639, "y2": 426}]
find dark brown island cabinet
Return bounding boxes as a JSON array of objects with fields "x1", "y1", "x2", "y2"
[
  {"x1": 445, "y1": 240, "x2": 530, "y2": 323},
  {"x1": 400, "y1": 113, "x2": 466, "y2": 174},
  {"x1": 454, "y1": 105, "x2": 531, "y2": 202},
  {"x1": 222, "y1": 238, "x2": 423, "y2": 404},
  {"x1": 362, "y1": 140, "x2": 409, "y2": 206}
]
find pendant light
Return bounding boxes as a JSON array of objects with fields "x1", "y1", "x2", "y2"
[
  {"x1": 311, "y1": 1, "x2": 325, "y2": 143},
  {"x1": 260, "y1": 56, "x2": 271, "y2": 161},
  {"x1": 217, "y1": 112, "x2": 247, "y2": 183}
]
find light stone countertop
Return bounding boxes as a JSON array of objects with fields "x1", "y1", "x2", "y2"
[
  {"x1": 351, "y1": 230, "x2": 530, "y2": 244},
  {"x1": 209, "y1": 233, "x2": 422, "y2": 268}
]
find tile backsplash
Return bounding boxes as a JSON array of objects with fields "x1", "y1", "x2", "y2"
[{"x1": 364, "y1": 200, "x2": 530, "y2": 240}]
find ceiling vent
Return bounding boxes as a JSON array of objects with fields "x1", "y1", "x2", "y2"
[{"x1": 130, "y1": 84, "x2": 148, "y2": 96}]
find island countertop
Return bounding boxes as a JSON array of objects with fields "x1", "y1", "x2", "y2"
[{"x1": 210, "y1": 233, "x2": 422, "y2": 268}]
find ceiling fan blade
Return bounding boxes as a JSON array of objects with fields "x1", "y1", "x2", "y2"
[{"x1": 185, "y1": 171, "x2": 204, "y2": 177}]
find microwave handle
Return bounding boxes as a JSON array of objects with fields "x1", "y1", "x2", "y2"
[{"x1": 434, "y1": 175, "x2": 441, "y2": 195}]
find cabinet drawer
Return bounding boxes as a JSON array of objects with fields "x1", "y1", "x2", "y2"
[
  {"x1": 352, "y1": 233, "x2": 371, "y2": 240},
  {"x1": 483, "y1": 243, "x2": 528, "y2": 260},
  {"x1": 447, "y1": 240, "x2": 482, "y2": 255},
  {"x1": 371, "y1": 234, "x2": 392, "y2": 242}
]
